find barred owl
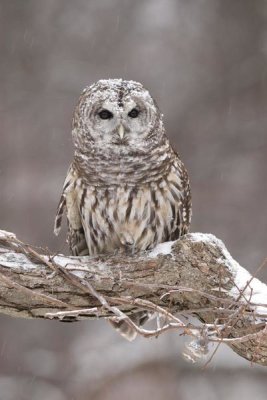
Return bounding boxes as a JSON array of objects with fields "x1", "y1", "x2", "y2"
[{"x1": 54, "y1": 79, "x2": 192, "y2": 340}]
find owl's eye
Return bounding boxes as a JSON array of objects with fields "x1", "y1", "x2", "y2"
[
  {"x1": 128, "y1": 108, "x2": 139, "y2": 118},
  {"x1": 98, "y1": 109, "x2": 113, "y2": 120}
]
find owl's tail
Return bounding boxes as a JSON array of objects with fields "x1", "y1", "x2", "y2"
[{"x1": 109, "y1": 311, "x2": 149, "y2": 341}]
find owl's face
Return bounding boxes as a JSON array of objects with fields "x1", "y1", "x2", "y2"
[{"x1": 72, "y1": 79, "x2": 164, "y2": 153}]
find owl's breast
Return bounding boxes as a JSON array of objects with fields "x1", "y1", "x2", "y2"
[{"x1": 76, "y1": 166, "x2": 188, "y2": 255}]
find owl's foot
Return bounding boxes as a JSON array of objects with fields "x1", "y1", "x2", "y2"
[
  {"x1": 124, "y1": 242, "x2": 137, "y2": 256},
  {"x1": 118, "y1": 232, "x2": 137, "y2": 256}
]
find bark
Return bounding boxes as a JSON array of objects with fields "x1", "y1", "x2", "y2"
[{"x1": 0, "y1": 229, "x2": 266, "y2": 366}]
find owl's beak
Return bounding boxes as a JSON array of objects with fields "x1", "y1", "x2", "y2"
[{"x1": 118, "y1": 124, "x2": 125, "y2": 139}]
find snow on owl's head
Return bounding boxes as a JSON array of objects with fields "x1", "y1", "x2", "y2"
[{"x1": 72, "y1": 79, "x2": 165, "y2": 153}]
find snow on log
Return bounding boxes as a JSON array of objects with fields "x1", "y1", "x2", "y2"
[{"x1": 0, "y1": 229, "x2": 266, "y2": 366}]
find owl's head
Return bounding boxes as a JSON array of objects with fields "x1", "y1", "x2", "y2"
[{"x1": 72, "y1": 79, "x2": 165, "y2": 153}]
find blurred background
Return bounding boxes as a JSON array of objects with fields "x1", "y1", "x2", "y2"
[{"x1": 0, "y1": 1, "x2": 267, "y2": 399}]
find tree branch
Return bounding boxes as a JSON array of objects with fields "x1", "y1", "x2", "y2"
[{"x1": 0, "y1": 229, "x2": 266, "y2": 366}]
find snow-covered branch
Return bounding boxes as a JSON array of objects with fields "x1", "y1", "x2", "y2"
[{"x1": 0, "y1": 229, "x2": 266, "y2": 366}]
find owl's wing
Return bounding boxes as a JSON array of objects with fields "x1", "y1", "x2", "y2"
[
  {"x1": 54, "y1": 165, "x2": 72, "y2": 236},
  {"x1": 169, "y1": 152, "x2": 192, "y2": 240},
  {"x1": 54, "y1": 165, "x2": 89, "y2": 256},
  {"x1": 179, "y1": 160, "x2": 192, "y2": 235}
]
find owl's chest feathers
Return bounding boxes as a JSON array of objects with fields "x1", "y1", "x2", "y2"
[
  {"x1": 70, "y1": 161, "x2": 184, "y2": 254},
  {"x1": 74, "y1": 142, "x2": 173, "y2": 185},
  {"x1": 69, "y1": 144, "x2": 186, "y2": 253}
]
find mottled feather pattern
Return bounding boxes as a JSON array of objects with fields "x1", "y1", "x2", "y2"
[
  {"x1": 54, "y1": 79, "x2": 192, "y2": 339},
  {"x1": 54, "y1": 167, "x2": 89, "y2": 256}
]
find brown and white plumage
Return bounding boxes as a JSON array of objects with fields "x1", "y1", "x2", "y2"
[{"x1": 54, "y1": 79, "x2": 192, "y2": 339}]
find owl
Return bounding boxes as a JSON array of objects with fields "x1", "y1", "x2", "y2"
[{"x1": 54, "y1": 79, "x2": 192, "y2": 339}]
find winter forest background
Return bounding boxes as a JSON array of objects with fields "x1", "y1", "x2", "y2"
[{"x1": 0, "y1": 1, "x2": 267, "y2": 399}]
